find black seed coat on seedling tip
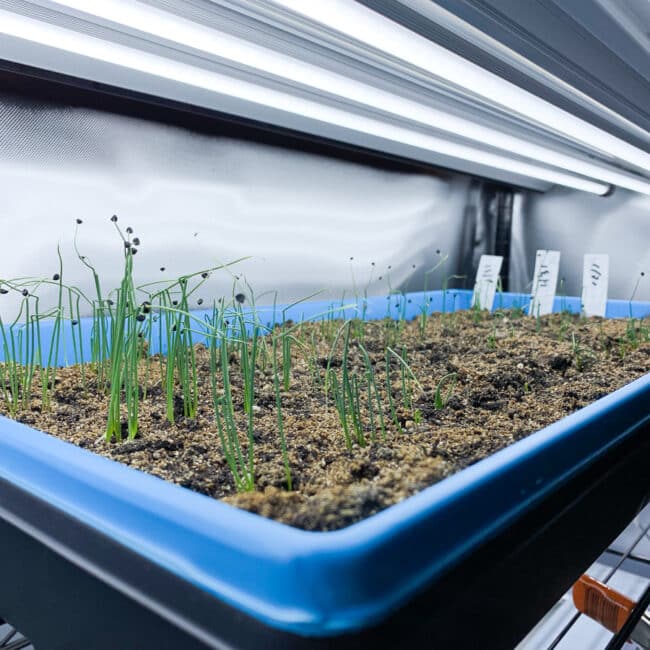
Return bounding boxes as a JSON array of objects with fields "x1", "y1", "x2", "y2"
[
  {"x1": 201, "y1": 272, "x2": 209, "y2": 279},
  {"x1": 71, "y1": 320, "x2": 78, "y2": 326},
  {"x1": 160, "y1": 267, "x2": 166, "y2": 272},
  {"x1": 22, "y1": 289, "x2": 28, "y2": 297},
  {"x1": 136, "y1": 314, "x2": 146, "y2": 322},
  {"x1": 0, "y1": 288, "x2": 7, "y2": 295},
  {"x1": 131, "y1": 248, "x2": 138, "y2": 255},
  {"x1": 124, "y1": 241, "x2": 131, "y2": 249},
  {"x1": 132, "y1": 237, "x2": 140, "y2": 246},
  {"x1": 126, "y1": 227, "x2": 133, "y2": 234},
  {"x1": 197, "y1": 298, "x2": 204, "y2": 305},
  {"x1": 52, "y1": 273, "x2": 60, "y2": 281},
  {"x1": 111, "y1": 215, "x2": 118, "y2": 222},
  {"x1": 76, "y1": 218, "x2": 83, "y2": 224},
  {"x1": 235, "y1": 293, "x2": 245, "y2": 304}
]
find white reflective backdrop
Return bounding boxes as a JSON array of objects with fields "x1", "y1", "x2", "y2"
[
  {"x1": 1, "y1": 90, "x2": 649, "y2": 320},
  {"x1": 516, "y1": 187, "x2": 650, "y2": 302},
  {"x1": 0, "y1": 93, "x2": 470, "y2": 317}
]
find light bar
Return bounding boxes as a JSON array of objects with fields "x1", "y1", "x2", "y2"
[
  {"x1": 0, "y1": 9, "x2": 610, "y2": 194},
  {"x1": 398, "y1": 0, "x2": 650, "y2": 147},
  {"x1": 30, "y1": 0, "x2": 650, "y2": 195},
  {"x1": 270, "y1": 0, "x2": 650, "y2": 174}
]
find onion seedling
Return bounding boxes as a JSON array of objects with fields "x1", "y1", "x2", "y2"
[
  {"x1": 400, "y1": 346, "x2": 411, "y2": 409},
  {"x1": 279, "y1": 290, "x2": 323, "y2": 390},
  {"x1": 625, "y1": 271, "x2": 646, "y2": 348},
  {"x1": 419, "y1": 252, "x2": 447, "y2": 339},
  {"x1": 341, "y1": 322, "x2": 364, "y2": 446},
  {"x1": 384, "y1": 347, "x2": 402, "y2": 433},
  {"x1": 327, "y1": 368, "x2": 352, "y2": 450},
  {"x1": 234, "y1": 302, "x2": 259, "y2": 481},
  {"x1": 0, "y1": 301, "x2": 23, "y2": 417},
  {"x1": 386, "y1": 346, "x2": 423, "y2": 415},
  {"x1": 272, "y1": 335, "x2": 292, "y2": 490},
  {"x1": 358, "y1": 341, "x2": 386, "y2": 442},
  {"x1": 434, "y1": 372, "x2": 458, "y2": 410},
  {"x1": 105, "y1": 219, "x2": 142, "y2": 441},
  {"x1": 208, "y1": 303, "x2": 254, "y2": 492},
  {"x1": 74, "y1": 228, "x2": 110, "y2": 389}
]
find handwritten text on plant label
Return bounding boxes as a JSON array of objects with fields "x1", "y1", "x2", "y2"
[
  {"x1": 581, "y1": 254, "x2": 609, "y2": 317},
  {"x1": 471, "y1": 255, "x2": 503, "y2": 311},
  {"x1": 530, "y1": 250, "x2": 560, "y2": 316}
]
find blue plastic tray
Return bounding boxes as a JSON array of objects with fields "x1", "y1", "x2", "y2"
[{"x1": 0, "y1": 290, "x2": 649, "y2": 636}]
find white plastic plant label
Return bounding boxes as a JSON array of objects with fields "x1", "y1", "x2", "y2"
[
  {"x1": 471, "y1": 254, "x2": 503, "y2": 311},
  {"x1": 529, "y1": 250, "x2": 560, "y2": 317},
  {"x1": 581, "y1": 254, "x2": 609, "y2": 317}
]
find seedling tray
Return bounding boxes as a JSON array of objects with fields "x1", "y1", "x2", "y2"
[{"x1": 1, "y1": 290, "x2": 649, "y2": 649}]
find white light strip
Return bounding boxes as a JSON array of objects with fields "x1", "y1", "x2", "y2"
[
  {"x1": 38, "y1": 0, "x2": 650, "y2": 194},
  {"x1": 269, "y1": 0, "x2": 650, "y2": 173},
  {"x1": 0, "y1": 9, "x2": 609, "y2": 194},
  {"x1": 400, "y1": 0, "x2": 650, "y2": 146}
]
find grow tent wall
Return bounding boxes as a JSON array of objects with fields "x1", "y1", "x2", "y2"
[
  {"x1": 2, "y1": 84, "x2": 650, "y2": 318},
  {"x1": 0, "y1": 86, "x2": 475, "y2": 319}
]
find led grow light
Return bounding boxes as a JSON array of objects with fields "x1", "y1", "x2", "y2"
[
  {"x1": 16, "y1": 0, "x2": 650, "y2": 194},
  {"x1": 0, "y1": 8, "x2": 610, "y2": 194},
  {"x1": 19, "y1": 0, "x2": 650, "y2": 195},
  {"x1": 269, "y1": 0, "x2": 650, "y2": 175}
]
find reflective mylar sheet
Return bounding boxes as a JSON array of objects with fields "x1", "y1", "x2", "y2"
[
  {"x1": 518, "y1": 187, "x2": 650, "y2": 302},
  {"x1": 0, "y1": 91, "x2": 470, "y2": 317}
]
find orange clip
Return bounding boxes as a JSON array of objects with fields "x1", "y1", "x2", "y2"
[{"x1": 572, "y1": 574, "x2": 636, "y2": 633}]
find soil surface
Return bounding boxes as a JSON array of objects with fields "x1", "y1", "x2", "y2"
[{"x1": 3, "y1": 310, "x2": 649, "y2": 531}]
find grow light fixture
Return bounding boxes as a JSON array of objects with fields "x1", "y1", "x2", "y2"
[
  {"x1": 0, "y1": 1, "x2": 648, "y2": 195},
  {"x1": 14, "y1": 0, "x2": 650, "y2": 195},
  {"x1": 269, "y1": 0, "x2": 650, "y2": 174}
]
